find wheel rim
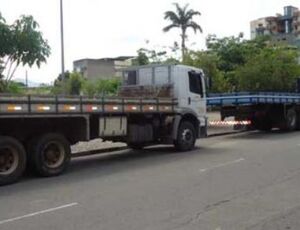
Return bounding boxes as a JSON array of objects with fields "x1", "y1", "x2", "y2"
[
  {"x1": 42, "y1": 141, "x2": 65, "y2": 168},
  {"x1": 0, "y1": 147, "x2": 19, "y2": 175},
  {"x1": 181, "y1": 128, "x2": 194, "y2": 146}
]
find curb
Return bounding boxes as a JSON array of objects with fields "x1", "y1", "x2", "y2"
[
  {"x1": 72, "y1": 146, "x2": 128, "y2": 158},
  {"x1": 71, "y1": 130, "x2": 249, "y2": 158},
  {"x1": 207, "y1": 130, "x2": 248, "y2": 138}
]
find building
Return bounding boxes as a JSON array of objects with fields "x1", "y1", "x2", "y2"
[
  {"x1": 73, "y1": 56, "x2": 134, "y2": 80},
  {"x1": 250, "y1": 6, "x2": 300, "y2": 47}
]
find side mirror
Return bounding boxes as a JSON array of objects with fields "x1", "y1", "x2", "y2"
[{"x1": 296, "y1": 77, "x2": 300, "y2": 93}]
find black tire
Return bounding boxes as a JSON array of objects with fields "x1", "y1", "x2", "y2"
[
  {"x1": 174, "y1": 121, "x2": 196, "y2": 151},
  {"x1": 260, "y1": 120, "x2": 272, "y2": 132},
  {"x1": 284, "y1": 108, "x2": 297, "y2": 131},
  {"x1": 0, "y1": 136, "x2": 26, "y2": 186},
  {"x1": 28, "y1": 133, "x2": 71, "y2": 177},
  {"x1": 128, "y1": 143, "x2": 144, "y2": 150},
  {"x1": 252, "y1": 116, "x2": 272, "y2": 132}
]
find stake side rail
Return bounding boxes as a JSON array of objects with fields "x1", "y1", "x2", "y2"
[
  {"x1": 0, "y1": 95, "x2": 178, "y2": 115},
  {"x1": 207, "y1": 92, "x2": 300, "y2": 106}
]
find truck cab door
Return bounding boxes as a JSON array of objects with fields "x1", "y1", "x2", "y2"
[{"x1": 186, "y1": 71, "x2": 206, "y2": 118}]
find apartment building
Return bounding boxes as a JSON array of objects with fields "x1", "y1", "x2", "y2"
[
  {"x1": 250, "y1": 6, "x2": 300, "y2": 47},
  {"x1": 73, "y1": 56, "x2": 134, "y2": 80}
]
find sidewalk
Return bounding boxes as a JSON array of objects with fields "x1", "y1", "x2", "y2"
[{"x1": 72, "y1": 112, "x2": 238, "y2": 154}]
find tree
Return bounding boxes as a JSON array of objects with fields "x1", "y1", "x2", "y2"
[
  {"x1": 133, "y1": 41, "x2": 180, "y2": 66},
  {"x1": 236, "y1": 47, "x2": 300, "y2": 91},
  {"x1": 54, "y1": 71, "x2": 71, "y2": 87},
  {"x1": 206, "y1": 34, "x2": 273, "y2": 91},
  {"x1": 206, "y1": 34, "x2": 269, "y2": 73},
  {"x1": 52, "y1": 72, "x2": 84, "y2": 95},
  {"x1": 132, "y1": 49, "x2": 149, "y2": 66},
  {"x1": 184, "y1": 51, "x2": 230, "y2": 93},
  {"x1": 68, "y1": 72, "x2": 84, "y2": 95},
  {"x1": 0, "y1": 14, "x2": 50, "y2": 92},
  {"x1": 163, "y1": 3, "x2": 202, "y2": 60}
]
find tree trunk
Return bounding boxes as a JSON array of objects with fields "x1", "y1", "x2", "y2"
[{"x1": 181, "y1": 28, "x2": 186, "y2": 62}]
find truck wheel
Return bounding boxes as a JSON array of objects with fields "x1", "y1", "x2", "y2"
[
  {"x1": 285, "y1": 108, "x2": 297, "y2": 131},
  {"x1": 260, "y1": 121, "x2": 272, "y2": 132},
  {"x1": 174, "y1": 121, "x2": 196, "y2": 151},
  {"x1": 128, "y1": 143, "x2": 144, "y2": 150},
  {"x1": 0, "y1": 136, "x2": 26, "y2": 186},
  {"x1": 28, "y1": 133, "x2": 71, "y2": 177}
]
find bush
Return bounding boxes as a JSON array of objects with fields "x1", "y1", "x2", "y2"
[
  {"x1": 236, "y1": 48, "x2": 300, "y2": 91},
  {"x1": 1, "y1": 81, "x2": 25, "y2": 94},
  {"x1": 82, "y1": 78, "x2": 121, "y2": 97},
  {"x1": 52, "y1": 72, "x2": 84, "y2": 95}
]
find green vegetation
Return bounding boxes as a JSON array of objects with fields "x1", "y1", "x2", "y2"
[
  {"x1": 184, "y1": 34, "x2": 300, "y2": 92},
  {"x1": 184, "y1": 51, "x2": 231, "y2": 93},
  {"x1": 26, "y1": 85, "x2": 52, "y2": 95},
  {"x1": 0, "y1": 13, "x2": 50, "y2": 92},
  {"x1": 52, "y1": 71, "x2": 121, "y2": 97},
  {"x1": 83, "y1": 78, "x2": 121, "y2": 97},
  {"x1": 4, "y1": 81, "x2": 25, "y2": 94},
  {"x1": 132, "y1": 44, "x2": 180, "y2": 66},
  {"x1": 236, "y1": 47, "x2": 300, "y2": 91}
]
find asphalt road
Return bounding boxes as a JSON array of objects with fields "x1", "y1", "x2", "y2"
[{"x1": 1, "y1": 131, "x2": 300, "y2": 230}]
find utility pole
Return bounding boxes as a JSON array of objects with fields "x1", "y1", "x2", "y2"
[{"x1": 60, "y1": 0, "x2": 65, "y2": 87}]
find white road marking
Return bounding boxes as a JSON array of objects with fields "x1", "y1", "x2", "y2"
[
  {"x1": 0, "y1": 202, "x2": 78, "y2": 225},
  {"x1": 199, "y1": 158, "x2": 245, "y2": 173}
]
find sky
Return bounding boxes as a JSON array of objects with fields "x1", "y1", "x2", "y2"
[{"x1": 0, "y1": 0, "x2": 299, "y2": 84}]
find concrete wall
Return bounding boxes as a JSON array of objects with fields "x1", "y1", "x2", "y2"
[
  {"x1": 87, "y1": 60, "x2": 115, "y2": 80},
  {"x1": 74, "y1": 59, "x2": 132, "y2": 80}
]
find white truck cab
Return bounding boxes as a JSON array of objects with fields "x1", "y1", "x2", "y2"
[{"x1": 122, "y1": 64, "x2": 208, "y2": 143}]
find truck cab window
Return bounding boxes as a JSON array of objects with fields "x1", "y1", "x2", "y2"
[
  {"x1": 189, "y1": 71, "x2": 203, "y2": 97},
  {"x1": 124, "y1": 71, "x2": 137, "y2": 85}
]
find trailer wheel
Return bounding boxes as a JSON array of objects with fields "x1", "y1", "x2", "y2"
[
  {"x1": 285, "y1": 108, "x2": 297, "y2": 131},
  {"x1": 28, "y1": 133, "x2": 71, "y2": 177},
  {"x1": 174, "y1": 121, "x2": 196, "y2": 151},
  {"x1": 252, "y1": 115, "x2": 272, "y2": 132},
  {"x1": 0, "y1": 136, "x2": 26, "y2": 186},
  {"x1": 260, "y1": 120, "x2": 272, "y2": 132}
]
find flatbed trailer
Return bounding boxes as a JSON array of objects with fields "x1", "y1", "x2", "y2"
[
  {"x1": 0, "y1": 64, "x2": 208, "y2": 185},
  {"x1": 0, "y1": 95, "x2": 181, "y2": 185},
  {"x1": 207, "y1": 92, "x2": 300, "y2": 131}
]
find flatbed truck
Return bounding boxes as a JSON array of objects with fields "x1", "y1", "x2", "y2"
[
  {"x1": 207, "y1": 92, "x2": 300, "y2": 131},
  {"x1": 0, "y1": 64, "x2": 207, "y2": 185}
]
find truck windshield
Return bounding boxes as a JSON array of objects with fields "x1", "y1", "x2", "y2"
[
  {"x1": 124, "y1": 71, "x2": 137, "y2": 85},
  {"x1": 188, "y1": 71, "x2": 203, "y2": 97}
]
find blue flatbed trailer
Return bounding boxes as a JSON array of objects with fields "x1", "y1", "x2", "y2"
[{"x1": 207, "y1": 92, "x2": 300, "y2": 131}]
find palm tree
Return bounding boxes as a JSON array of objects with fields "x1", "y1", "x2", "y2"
[{"x1": 163, "y1": 3, "x2": 202, "y2": 60}]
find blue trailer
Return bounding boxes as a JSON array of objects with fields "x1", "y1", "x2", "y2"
[{"x1": 207, "y1": 92, "x2": 300, "y2": 131}]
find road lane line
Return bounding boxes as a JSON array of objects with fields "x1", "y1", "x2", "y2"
[
  {"x1": 0, "y1": 202, "x2": 78, "y2": 225},
  {"x1": 199, "y1": 158, "x2": 245, "y2": 173}
]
